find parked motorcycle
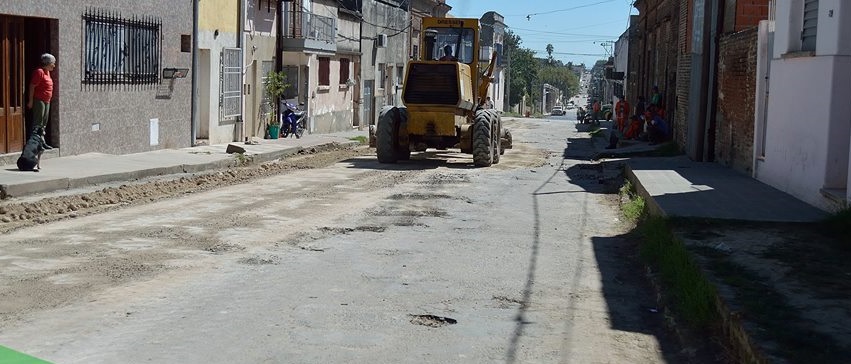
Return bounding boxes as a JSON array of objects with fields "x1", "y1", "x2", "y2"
[{"x1": 281, "y1": 101, "x2": 306, "y2": 139}]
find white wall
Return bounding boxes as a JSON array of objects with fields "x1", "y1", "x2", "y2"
[
  {"x1": 758, "y1": 0, "x2": 851, "y2": 210},
  {"x1": 198, "y1": 31, "x2": 239, "y2": 144}
]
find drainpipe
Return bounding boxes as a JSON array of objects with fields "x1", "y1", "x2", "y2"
[
  {"x1": 276, "y1": 0, "x2": 284, "y2": 126},
  {"x1": 703, "y1": 0, "x2": 724, "y2": 162},
  {"x1": 190, "y1": 0, "x2": 199, "y2": 146},
  {"x1": 238, "y1": 0, "x2": 246, "y2": 139}
]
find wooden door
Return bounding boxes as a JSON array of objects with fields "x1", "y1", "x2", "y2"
[{"x1": 1, "y1": 16, "x2": 25, "y2": 153}]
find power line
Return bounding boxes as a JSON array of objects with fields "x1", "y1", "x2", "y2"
[
  {"x1": 520, "y1": 0, "x2": 619, "y2": 20},
  {"x1": 508, "y1": 26, "x2": 618, "y2": 38}
]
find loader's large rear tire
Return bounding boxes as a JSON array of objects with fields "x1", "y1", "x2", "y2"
[
  {"x1": 397, "y1": 107, "x2": 411, "y2": 160},
  {"x1": 377, "y1": 107, "x2": 399, "y2": 163},
  {"x1": 376, "y1": 106, "x2": 409, "y2": 163},
  {"x1": 472, "y1": 109, "x2": 495, "y2": 167}
]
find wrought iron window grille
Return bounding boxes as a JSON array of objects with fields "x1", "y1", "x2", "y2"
[{"x1": 82, "y1": 8, "x2": 162, "y2": 90}]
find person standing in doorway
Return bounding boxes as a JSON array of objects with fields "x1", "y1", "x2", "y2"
[{"x1": 27, "y1": 53, "x2": 56, "y2": 150}]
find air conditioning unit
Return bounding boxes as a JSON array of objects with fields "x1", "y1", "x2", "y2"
[{"x1": 376, "y1": 34, "x2": 387, "y2": 48}]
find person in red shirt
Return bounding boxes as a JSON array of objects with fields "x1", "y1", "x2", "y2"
[
  {"x1": 614, "y1": 96, "x2": 630, "y2": 133},
  {"x1": 27, "y1": 53, "x2": 56, "y2": 150}
]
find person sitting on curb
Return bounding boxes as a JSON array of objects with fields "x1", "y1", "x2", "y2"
[
  {"x1": 623, "y1": 115, "x2": 643, "y2": 140},
  {"x1": 647, "y1": 107, "x2": 670, "y2": 145}
]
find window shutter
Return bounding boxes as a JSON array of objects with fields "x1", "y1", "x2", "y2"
[
  {"x1": 801, "y1": 0, "x2": 818, "y2": 52},
  {"x1": 318, "y1": 57, "x2": 330, "y2": 86}
]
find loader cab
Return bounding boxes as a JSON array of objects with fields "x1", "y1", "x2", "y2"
[{"x1": 423, "y1": 26, "x2": 476, "y2": 64}]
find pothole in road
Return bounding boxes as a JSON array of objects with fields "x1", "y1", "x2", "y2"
[
  {"x1": 492, "y1": 295, "x2": 526, "y2": 309},
  {"x1": 238, "y1": 255, "x2": 281, "y2": 265},
  {"x1": 367, "y1": 207, "x2": 447, "y2": 218},
  {"x1": 388, "y1": 193, "x2": 451, "y2": 200},
  {"x1": 409, "y1": 314, "x2": 457, "y2": 327},
  {"x1": 417, "y1": 173, "x2": 470, "y2": 185},
  {"x1": 204, "y1": 242, "x2": 245, "y2": 254},
  {"x1": 387, "y1": 193, "x2": 473, "y2": 204},
  {"x1": 318, "y1": 225, "x2": 387, "y2": 234},
  {"x1": 393, "y1": 218, "x2": 429, "y2": 227}
]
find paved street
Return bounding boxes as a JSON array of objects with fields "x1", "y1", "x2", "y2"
[{"x1": 0, "y1": 116, "x2": 689, "y2": 363}]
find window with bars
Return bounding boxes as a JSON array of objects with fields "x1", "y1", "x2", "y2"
[
  {"x1": 260, "y1": 60, "x2": 274, "y2": 115},
  {"x1": 801, "y1": 0, "x2": 818, "y2": 52},
  {"x1": 82, "y1": 9, "x2": 161, "y2": 87},
  {"x1": 396, "y1": 65, "x2": 404, "y2": 86},
  {"x1": 318, "y1": 57, "x2": 330, "y2": 86},
  {"x1": 220, "y1": 48, "x2": 242, "y2": 119},
  {"x1": 339, "y1": 58, "x2": 350, "y2": 85}
]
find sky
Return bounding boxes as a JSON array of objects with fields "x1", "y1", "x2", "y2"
[{"x1": 446, "y1": 0, "x2": 636, "y2": 67}]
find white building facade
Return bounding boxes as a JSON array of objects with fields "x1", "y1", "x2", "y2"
[{"x1": 755, "y1": 0, "x2": 851, "y2": 211}]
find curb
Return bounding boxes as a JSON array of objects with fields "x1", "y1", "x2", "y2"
[
  {"x1": 624, "y1": 163, "x2": 769, "y2": 364},
  {"x1": 0, "y1": 140, "x2": 362, "y2": 200}
]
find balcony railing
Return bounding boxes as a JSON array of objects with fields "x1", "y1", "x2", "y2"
[{"x1": 283, "y1": 9, "x2": 335, "y2": 44}]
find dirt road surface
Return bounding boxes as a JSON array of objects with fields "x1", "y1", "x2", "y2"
[{"x1": 0, "y1": 117, "x2": 690, "y2": 363}]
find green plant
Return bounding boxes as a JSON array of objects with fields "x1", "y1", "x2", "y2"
[
  {"x1": 263, "y1": 71, "x2": 290, "y2": 126},
  {"x1": 619, "y1": 180, "x2": 645, "y2": 222},
  {"x1": 639, "y1": 217, "x2": 717, "y2": 327},
  {"x1": 348, "y1": 136, "x2": 368, "y2": 144},
  {"x1": 233, "y1": 152, "x2": 248, "y2": 165}
]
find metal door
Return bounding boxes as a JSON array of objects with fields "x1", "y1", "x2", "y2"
[{"x1": 0, "y1": 16, "x2": 26, "y2": 153}]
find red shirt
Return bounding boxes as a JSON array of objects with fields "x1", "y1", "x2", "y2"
[
  {"x1": 615, "y1": 100, "x2": 630, "y2": 117},
  {"x1": 31, "y1": 68, "x2": 54, "y2": 103}
]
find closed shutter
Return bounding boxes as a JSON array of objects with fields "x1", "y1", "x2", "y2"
[
  {"x1": 220, "y1": 48, "x2": 242, "y2": 118},
  {"x1": 801, "y1": 0, "x2": 818, "y2": 52},
  {"x1": 318, "y1": 57, "x2": 330, "y2": 86}
]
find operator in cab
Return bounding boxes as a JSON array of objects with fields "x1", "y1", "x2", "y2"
[{"x1": 439, "y1": 45, "x2": 457, "y2": 61}]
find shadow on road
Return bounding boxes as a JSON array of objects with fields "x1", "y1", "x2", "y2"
[
  {"x1": 344, "y1": 150, "x2": 483, "y2": 171},
  {"x1": 504, "y1": 136, "x2": 701, "y2": 363}
]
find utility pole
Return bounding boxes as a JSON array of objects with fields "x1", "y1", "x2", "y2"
[{"x1": 504, "y1": 45, "x2": 510, "y2": 112}]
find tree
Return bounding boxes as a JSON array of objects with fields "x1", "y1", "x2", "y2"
[
  {"x1": 546, "y1": 44, "x2": 554, "y2": 63},
  {"x1": 505, "y1": 30, "x2": 539, "y2": 108}
]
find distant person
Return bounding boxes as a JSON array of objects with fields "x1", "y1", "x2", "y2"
[
  {"x1": 439, "y1": 45, "x2": 456, "y2": 61},
  {"x1": 484, "y1": 96, "x2": 494, "y2": 109},
  {"x1": 635, "y1": 95, "x2": 647, "y2": 117},
  {"x1": 614, "y1": 95, "x2": 630, "y2": 132},
  {"x1": 650, "y1": 85, "x2": 662, "y2": 107},
  {"x1": 624, "y1": 115, "x2": 643, "y2": 140},
  {"x1": 592, "y1": 99, "x2": 601, "y2": 123},
  {"x1": 647, "y1": 105, "x2": 670, "y2": 145}
]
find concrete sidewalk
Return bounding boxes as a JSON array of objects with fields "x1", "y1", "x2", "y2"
[
  {"x1": 0, "y1": 130, "x2": 367, "y2": 199},
  {"x1": 588, "y1": 120, "x2": 827, "y2": 222}
]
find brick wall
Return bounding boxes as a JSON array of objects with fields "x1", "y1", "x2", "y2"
[
  {"x1": 673, "y1": 0, "x2": 691, "y2": 150},
  {"x1": 715, "y1": 28, "x2": 758, "y2": 174},
  {"x1": 735, "y1": 0, "x2": 770, "y2": 31}
]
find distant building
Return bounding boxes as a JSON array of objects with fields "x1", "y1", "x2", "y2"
[{"x1": 480, "y1": 11, "x2": 506, "y2": 113}]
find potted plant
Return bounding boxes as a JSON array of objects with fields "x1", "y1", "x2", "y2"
[{"x1": 263, "y1": 70, "x2": 289, "y2": 139}]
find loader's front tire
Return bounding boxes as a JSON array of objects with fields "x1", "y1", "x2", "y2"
[
  {"x1": 491, "y1": 111, "x2": 502, "y2": 164},
  {"x1": 472, "y1": 110, "x2": 495, "y2": 167}
]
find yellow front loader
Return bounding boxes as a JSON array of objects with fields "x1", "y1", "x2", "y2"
[{"x1": 373, "y1": 17, "x2": 512, "y2": 167}]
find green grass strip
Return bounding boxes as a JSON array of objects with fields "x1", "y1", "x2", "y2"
[{"x1": 638, "y1": 217, "x2": 718, "y2": 327}]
